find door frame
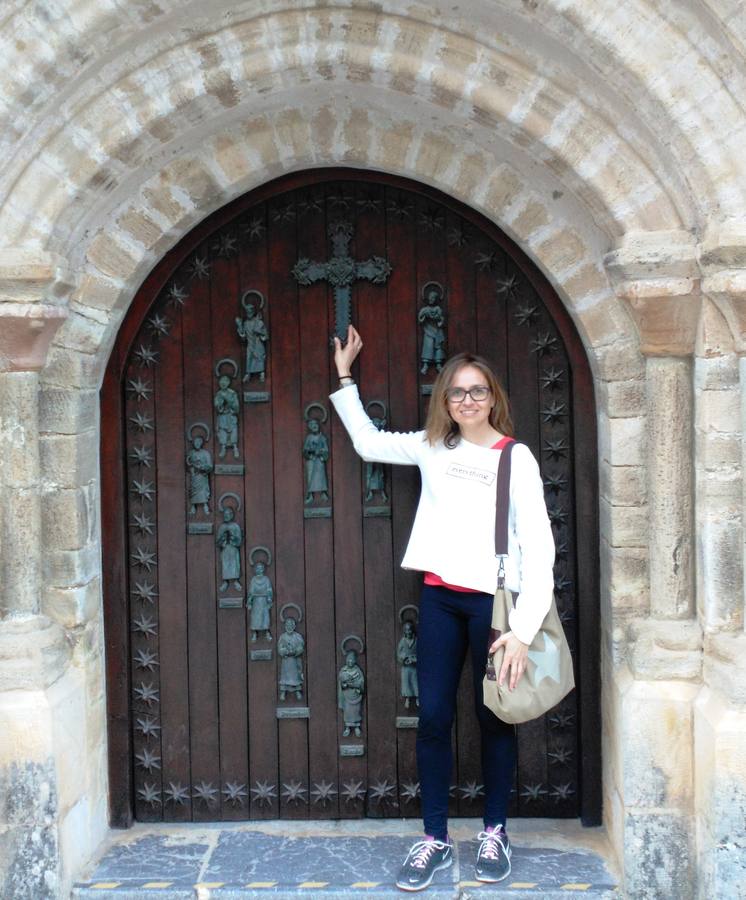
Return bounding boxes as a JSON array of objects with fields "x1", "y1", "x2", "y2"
[{"x1": 101, "y1": 167, "x2": 601, "y2": 827}]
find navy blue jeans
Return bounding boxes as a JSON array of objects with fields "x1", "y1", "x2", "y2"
[{"x1": 416, "y1": 583, "x2": 516, "y2": 840}]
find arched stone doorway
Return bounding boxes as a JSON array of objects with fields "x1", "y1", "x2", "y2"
[{"x1": 101, "y1": 169, "x2": 599, "y2": 828}]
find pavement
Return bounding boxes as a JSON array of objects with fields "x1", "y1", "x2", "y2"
[{"x1": 73, "y1": 819, "x2": 620, "y2": 899}]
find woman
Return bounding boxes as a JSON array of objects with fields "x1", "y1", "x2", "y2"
[{"x1": 330, "y1": 325, "x2": 555, "y2": 892}]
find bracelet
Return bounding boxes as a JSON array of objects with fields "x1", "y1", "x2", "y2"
[{"x1": 339, "y1": 376, "x2": 355, "y2": 387}]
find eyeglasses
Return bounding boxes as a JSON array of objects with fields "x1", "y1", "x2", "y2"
[{"x1": 446, "y1": 385, "x2": 491, "y2": 403}]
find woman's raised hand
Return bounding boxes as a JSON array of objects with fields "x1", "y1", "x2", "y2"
[{"x1": 333, "y1": 325, "x2": 363, "y2": 378}]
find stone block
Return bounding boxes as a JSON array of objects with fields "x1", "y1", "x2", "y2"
[
  {"x1": 48, "y1": 669, "x2": 87, "y2": 815},
  {"x1": 694, "y1": 689, "x2": 746, "y2": 899},
  {"x1": 41, "y1": 345, "x2": 106, "y2": 391},
  {"x1": 597, "y1": 378, "x2": 645, "y2": 418},
  {"x1": 43, "y1": 578, "x2": 100, "y2": 629},
  {"x1": 43, "y1": 542, "x2": 100, "y2": 589},
  {"x1": 694, "y1": 354, "x2": 739, "y2": 391},
  {"x1": 598, "y1": 413, "x2": 645, "y2": 466},
  {"x1": 0, "y1": 488, "x2": 41, "y2": 614},
  {"x1": 646, "y1": 356, "x2": 694, "y2": 618},
  {"x1": 697, "y1": 517, "x2": 743, "y2": 632},
  {"x1": 509, "y1": 199, "x2": 551, "y2": 242},
  {"x1": 86, "y1": 233, "x2": 140, "y2": 282},
  {"x1": 592, "y1": 341, "x2": 646, "y2": 382},
  {"x1": 116, "y1": 208, "x2": 165, "y2": 252},
  {"x1": 606, "y1": 544, "x2": 648, "y2": 612},
  {"x1": 695, "y1": 431, "x2": 741, "y2": 471},
  {"x1": 533, "y1": 228, "x2": 589, "y2": 280},
  {"x1": 39, "y1": 431, "x2": 98, "y2": 489},
  {"x1": 703, "y1": 634, "x2": 746, "y2": 705},
  {"x1": 0, "y1": 616, "x2": 70, "y2": 693},
  {"x1": 605, "y1": 230, "x2": 699, "y2": 281},
  {"x1": 0, "y1": 821, "x2": 59, "y2": 900},
  {"x1": 39, "y1": 387, "x2": 97, "y2": 435},
  {"x1": 573, "y1": 293, "x2": 635, "y2": 349},
  {"x1": 163, "y1": 156, "x2": 223, "y2": 210},
  {"x1": 0, "y1": 371, "x2": 39, "y2": 488},
  {"x1": 623, "y1": 810, "x2": 694, "y2": 900},
  {"x1": 41, "y1": 487, "x2": 91, "y2": 551},
  {"x1": 52, "y1": 310, "x2": 107, "y2": 355},
  {"x1": 0, "y1": 757, "x2": 56, "y2": 826},
  {"x1": 695, "y1": 389, "x2": 740, "y2": 434},
  {"x1": 627, "y1": 619, "x2": 702, "y2": 681},
  {"x1": 599, "y1": 498, "x2": 648, "y2": 548},
  {"x1": 72, "y1": 272, "x2": 126, "y2": 315},
  {"x1": 619, "y1": 676, "x2": 697, "y2": 808},
  {"x1": 599, "y1": 462, "x2": 647, "y2": 507},
  {"x1": 213, "y1": 133, "x2": 253, "y2": 186}
]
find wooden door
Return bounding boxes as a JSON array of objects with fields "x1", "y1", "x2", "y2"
[{"x1": 102, "y1": 170, "x2": 600, "y2": 827}]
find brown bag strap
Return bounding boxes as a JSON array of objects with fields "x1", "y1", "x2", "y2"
[{"x1": 494, "y1": 439, "x2": 517, "y2": 558}]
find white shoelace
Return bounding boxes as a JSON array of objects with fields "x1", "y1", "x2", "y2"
[
  {"x1": 477, "y1": 829, "x2": 507, "y2": 861},
  {"x1": 408, "y1": 839, "x2": 449, "y2": 869}
]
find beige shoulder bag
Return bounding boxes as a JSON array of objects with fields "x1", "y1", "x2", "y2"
[{"x1": 482, "y1": 440, "x2": 574, "y2": 725}]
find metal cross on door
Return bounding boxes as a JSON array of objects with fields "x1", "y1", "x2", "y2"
[{"x1": 292, "y1": 220, "x2": 393, "y2": 340}]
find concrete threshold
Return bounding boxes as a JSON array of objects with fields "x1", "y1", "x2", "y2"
[{"x1": 73, "y1": 818, "x2": 621, "y2": 899}]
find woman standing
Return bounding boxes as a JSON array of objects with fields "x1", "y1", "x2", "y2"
[{"x1": 330, "y1": 326, "x2": 555, "y2": 892}]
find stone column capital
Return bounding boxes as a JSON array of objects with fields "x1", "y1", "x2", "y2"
[
  {"x1": 604, "y1": 230, "x2": 701, "y2": 356},
  {"x1": 701, "y1": 270, "x2": 746, "y2": 355},
  {"x1": 0, "y1": 250, "x2": 74, "y2": 372},
  {"x1": 696, "y1": 222, "x2": 746, "y2": 354}
]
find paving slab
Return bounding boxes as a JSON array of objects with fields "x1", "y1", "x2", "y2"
[{"x1": 73, "y1": 819, "x2": 620, "y2": 899}]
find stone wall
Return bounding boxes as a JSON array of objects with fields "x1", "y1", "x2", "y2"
[{"x1": 0, "y1": 2, "x2": 745, "y2": 897}]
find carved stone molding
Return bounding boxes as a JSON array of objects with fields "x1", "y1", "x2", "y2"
[
  {"x1": 604, "y1": 231, "x2": 700, "y2": 356},
  {"x1": 0, "y1": 250, "x2": 74, "y2": 372},
  {"x1": 627, "y1": 618, "x2": 703, "y2": 683}
]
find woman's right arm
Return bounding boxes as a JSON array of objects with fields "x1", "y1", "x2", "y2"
[
  {"x1": 331, "y1": 325, "x2": 423, "y2": 466},
  {"x1": 330, "y1": 384, "x2": 424, "y2": 465}
]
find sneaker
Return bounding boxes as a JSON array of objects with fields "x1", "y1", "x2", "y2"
[
  {"x1": 396, "y1": 836, "x2": 453, "y2": 891},
  {"x1": 475, "y1": 825, "x2": 511, "y2": 883}
]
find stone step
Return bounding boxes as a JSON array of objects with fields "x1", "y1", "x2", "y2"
[{"x1": 73, "y1": 819, "x2": 620, "y2": 899}]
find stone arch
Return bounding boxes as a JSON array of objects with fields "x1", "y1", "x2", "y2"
[{"x1": 5, "y1": 2, "x2": 732, "y2": 254}]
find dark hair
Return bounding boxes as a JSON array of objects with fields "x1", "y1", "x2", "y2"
[{"x1": 424, "y1": 353, "x2": 513, "y2": 448}]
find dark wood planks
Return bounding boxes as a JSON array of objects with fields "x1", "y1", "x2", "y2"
[
  {"x1": 268, "y1": 194, "x2": 307, "y2": 821},
  {"x1": 297, "y1": 186, "x2": 337, "y2": 820},
  {"x1": 153, "y1": 270, "x2": 191, "y2": 822}
]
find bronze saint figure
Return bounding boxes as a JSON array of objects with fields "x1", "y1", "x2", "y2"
[
  {"x1": 216, "y1": 498, "x2": 242, "y2": 592},
  {"x1": 338, "y1": 642, "x2": 365, "y2": 738},
  {"x1": 418, "y1": 282, "x2": 446, "y2": 374},
  {"x1": 235, "y1": 289, "x2": 269, "y2": 382},
  {"x1": 186, "y1": 424, "x2": 212, "y2": 515},
  {"x1": 397, "y1": 620, "x2": 419, "y2": 709},
  {"x1": 247, "y1": 551, "x2": 273, "y2": 642},
  {"x1": 303, "y1": 404, "x2": 330, "y2": 505},
  {"x1": 278, "y1": 616, "x2": 305, "y2": 700},
  {"x1": 214, "y1": 360, "x2": 240, "y2": 459}
]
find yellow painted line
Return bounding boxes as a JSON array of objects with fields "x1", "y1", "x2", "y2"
[
  {"x1": 195, "y1": 885, "x2": 225, "y2": 890},
  {"x1": 245, "y1": 883, "x2": 278, "y2": 888},
  {"x1": 299, "y1": 882, "x2": 329, "y2": 888},
  {"x1": 91, "y1": 885, "x2": 122, "y2": 890},
  {"x1": 510, "y1": 883, "x2": 539, "y2": 888},
  {"x1": 460, "y1": 882, "x2": 484, "y2": 887},
  {"x1": 561, "y1": 885, "x2": 592, "y2": 891},
  {"x1": 352, "y1": 883, "x2": 381, "y2": 888},
  {"x1": 143, "y1": 884, "x2": 173, "y2": 889}
]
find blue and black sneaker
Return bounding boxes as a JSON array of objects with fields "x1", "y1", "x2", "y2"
[{"x1": 396, "y1": 836, "x2": 453, "y2": 892}]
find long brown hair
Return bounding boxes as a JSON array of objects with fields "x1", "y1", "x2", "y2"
[{"x1": 424, "y1": 353, "x2": 514, "y2": 448}]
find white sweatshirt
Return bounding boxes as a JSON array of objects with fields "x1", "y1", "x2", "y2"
[{"x1": 330, "y1": 384, "x2": 556, "y2": 645}]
